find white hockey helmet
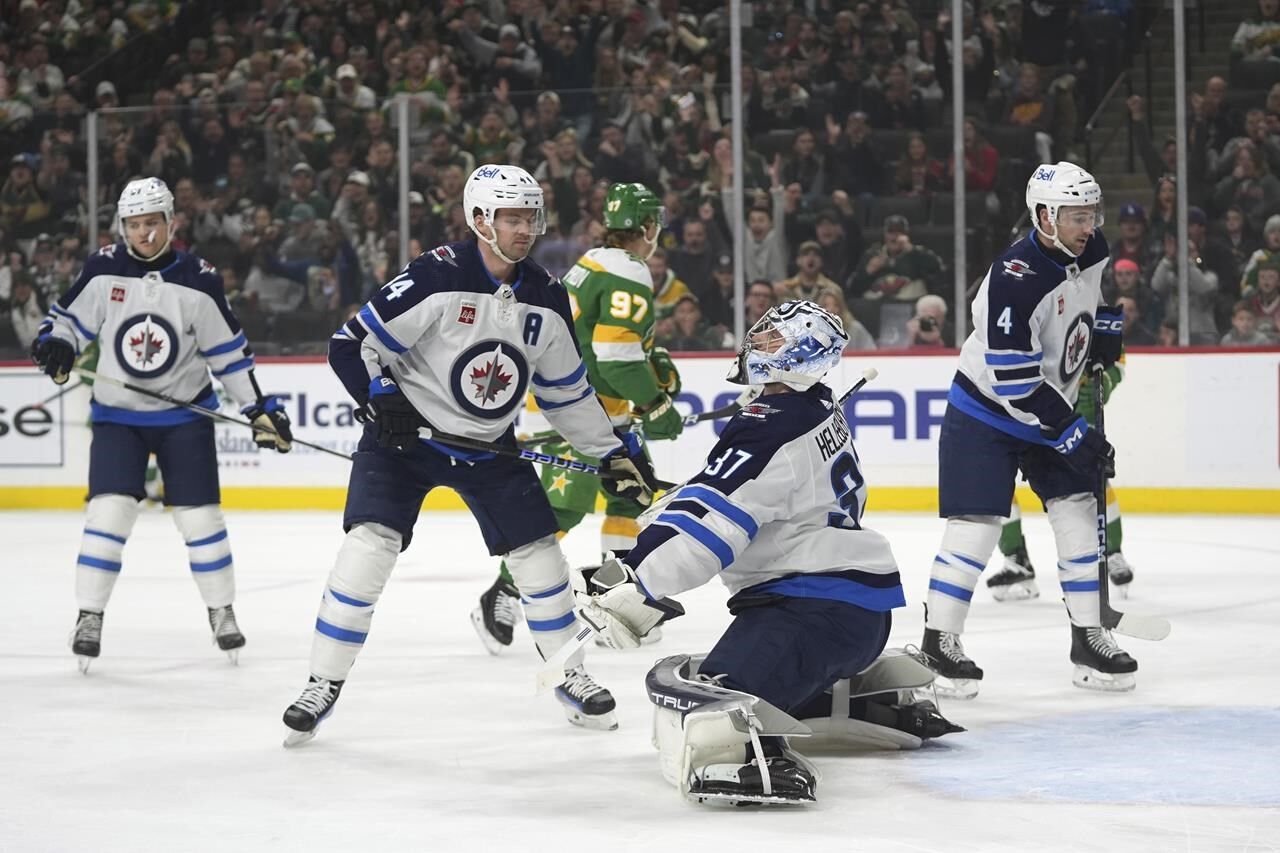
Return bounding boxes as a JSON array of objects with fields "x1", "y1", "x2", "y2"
[
  {"x1": 115, "y1": 177, "x2": 175, "y2": 260},
  {"x1": 727, "y1": 300, "x2": 849, "y2": 390},
  {"x1": 1025, "y1": 161, "x2": 1104, "y2": 258},
  {"x1": 464, "y1": 164, "x2": 545, "y2": 264}
]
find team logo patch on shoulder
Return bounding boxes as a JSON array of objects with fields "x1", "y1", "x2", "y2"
[
  {"x1": 1059, "y1": 312, "x2": 1093, "y2": 383},
  {"x1": 458, "y1": 301, "x2": 477, "y2": 325},
  {"x1": 198, "y1": 258, "x2": 218, "y2": 276},
  {"x1": 110, "y1": 286, "x2": 126, "y2": 303},
  {"x1": 114, "y1": 313, "x2": 179, "y2": 379},
  {"x1": 741, "y1": 402, "x2": 781, "y2": 419},
  {"x1": 429, "y1": 245, "x2": 458, "y2": 266},
  {"x1": 1002, "y1": 259, "x2": 1036, "y2": 279},
  {"x1": 449, "y1": 340, "x2": 530, "y2": 420}
]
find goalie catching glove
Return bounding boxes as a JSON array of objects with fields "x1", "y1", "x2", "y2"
[{"x1": 576, "y1": 557, "x2": 684, "y2": 649}]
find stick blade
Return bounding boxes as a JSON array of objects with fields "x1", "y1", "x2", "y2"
[{"x1": 1104, "y1": 606, "x2": 1171, "y2": 641}]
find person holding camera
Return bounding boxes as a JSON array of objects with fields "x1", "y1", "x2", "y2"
[
  {"x1": 906, "y1": 293, "x2": 952, "y2": 348},
  {"x1": 1150, "y1": 228, "x2": 1222, "y2": 345}
]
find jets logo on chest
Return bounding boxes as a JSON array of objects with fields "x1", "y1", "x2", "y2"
[
  {"x1": 1059, "y1": 312, "x2": 1093, "y2": 383},
  {"x1": 449, "y1": 340, "x2": 529, "y2": 419},
  {"x1": 114, "y1": 313, "x2": 179, "y2": 379}
]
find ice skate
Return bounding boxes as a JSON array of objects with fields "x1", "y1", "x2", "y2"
[
  {"x1": 470, "y1": 576, "x2": 522, "y2": 655},
  {"x1": 1070, "y1": 625, "x2": 1137, "y2": 692},
  {"x1": 282, "y1": 677, "x2": 344, "y2": 747},
  {"x1": 70, "y1": 609, "x2": 103, "y2": 674},
  {"x1": 208, "y1": 605, "x2": 245, "y2": 664},
  {"x1": 555, "y1": 665, "x2": 617, "y2": 730},
  {"x1": 986, "y1": 546, "x2": 1039, "y2": 602},
  {"x1": 920, "y1": 627, "x2": 983, "y2": 699},
  {"x1": 1107, "y1": 552, "x2": 1134, "y2": 598},
  {"x1": 689, "y1": 751, "x2": 818, "y2": 806}
]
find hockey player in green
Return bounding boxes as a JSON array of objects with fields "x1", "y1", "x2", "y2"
[
  {"x1": 986, "y1": 355, "x2": 1135, "y2": 601},
  {"x1": 471, "y1": 183, "x2": 685, "y2": 654}
]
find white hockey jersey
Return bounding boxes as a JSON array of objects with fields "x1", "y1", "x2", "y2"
[
  {"x1": 948, "y1": 229, "x2": 1110, "y2": 442},
  {"x1": 624, "y1": 386, "x2": 905, "y2": 613},
  {"x1": 43, "y1": 244, "x2": 257, "y2": 425},
  {"x1": 328, "y1": 240, "x2": 623, "y2": 459}
]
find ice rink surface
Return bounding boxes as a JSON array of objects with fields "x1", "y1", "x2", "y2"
[{"x1": 3, "y1": 508, "x2": 1278, "y2": 853}]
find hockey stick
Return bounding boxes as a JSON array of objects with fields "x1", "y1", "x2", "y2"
[
  {"x1": 70, "y1": 367, "x2": 354, "y2": 461},
  {"x1": 32, "y1": 378, "x2": 86, "y2": 408},
  {"x1": 1092, "y1": 365, "x2": 1171, "y2": 641},
  {"x1": 534, "y1": 367, "x2": 882, "y2": 694},
  {"x1": 417, "y1": 425, "x2": 676, "y2": 490},
  {"x1": 517, "y1": 386, "x2": 764, "y2": 449}
]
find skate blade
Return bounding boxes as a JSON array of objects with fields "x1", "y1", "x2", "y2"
[
  {"x1": 76, "y1": 655, "x2": 94, "y2": 675},
  {"x1": 283, "y1": 728, "x2": 319, "y2": 748},
  {"x1": 469, "y1": 608, "x2": 511, "y2": 656},
  {"x1": 562, "y1": 707, "x2": 619, "y2": 731},
  {"x1": 687, "y1": 789, "x2": 815, "y2": 807},
  {"x1": 989, "y1": 581, "x2": 1039, "y2": 602},
  {"x1": 225, "y1": 649, "x2": 240, "y2": 665},
  {"x1": 1072, "y1": 665, "x2": 1136, "y2": 692},
  {"x1": 930, "y1": 676, "x2": 981, "y2": 700}
]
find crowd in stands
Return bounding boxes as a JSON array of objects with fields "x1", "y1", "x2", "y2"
[{"x1": 0, "y1": 0, "x2": 1277, "y2": 358}]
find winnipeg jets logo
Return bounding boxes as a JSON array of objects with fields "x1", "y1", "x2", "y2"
[
  {"x1": 1059, "y1": 312, "x2": 1092, "y2": 383},
  {"x1": 1002, "y1": 259, "x2": 1036, "y2": 279},
  {"x1": 449, "y1": 340, "x2": 529, "y2": 419},
  {"x1": 198, "y1": 258, "x2": 218, "y2": 276},
  {"x1": 115, "y1": 313, "x2": 179, "y2": 379}
]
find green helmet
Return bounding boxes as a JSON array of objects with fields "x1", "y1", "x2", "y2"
[{"x1": 603, "y1": 183, "x2": 665, "y2": 232}]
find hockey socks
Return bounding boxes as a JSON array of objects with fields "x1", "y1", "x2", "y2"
[
  {"x1": 75, "y1": 495, "x2": 139, "y2": 613},
  {"x1": 310, "y1": 522, "x2": 401, "y2": 682},
  {"x1": 925, "y1": 517, "x2": 1001, "y2": 634},
  {"x1": 173, "y1": 505, "x2": 236, "y2": 609}
]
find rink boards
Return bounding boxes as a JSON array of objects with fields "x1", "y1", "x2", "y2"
[{"x1": 1, "y1": 349, "x2": 1277, "y2": 513}]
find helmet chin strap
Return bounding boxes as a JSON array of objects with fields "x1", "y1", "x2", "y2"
[
  {"x1": 479, "y1": 219, "x2": 527, "y2": 266},
  {"x1": 641, "y1": 223, "x2": 659, "y2": 260},
  {"x1": 1034, "y1": 217, "x2": 1079, "y2": 259},
  {"x1": 125, "y1": 221, "x2": 173, "y2": 262}
]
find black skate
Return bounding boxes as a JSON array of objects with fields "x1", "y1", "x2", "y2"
[
  {"x1": 1107, "y1": 553, "x2": 1134, "y2": 598},
  {"x1": 470, "y1": 576, "x2": 522, "y2": 655},
  {"x1": 208, "y1": 605, "x2": 245, "y2": 663},
  {"x1": 986, "y1": 545, "x2": 1039, "y2": 602},
  {"x1": 920, "y1": 627, "x2": 983, "y2": 700},
  {"x1": 689, "y1": 754, "x2": 818, "y2": 806},
  {"x1": 70, "y1": 609, "x2": 103, "y2": 674},
  {"x1": 1070, "y1": 625, "x2": 1137, "y2": 692},
  {"x1": 282, "y1": 676, "x2": 344, "y2": 747},
  {"x1": 555, "y1": 665, "x2": 618, "y2": 731}
]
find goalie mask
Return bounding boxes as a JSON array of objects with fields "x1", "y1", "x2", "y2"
[{"x1": 727, "y1": 300, "x2": 848, "y2": 390}]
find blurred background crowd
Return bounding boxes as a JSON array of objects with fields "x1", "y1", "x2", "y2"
[{"x1": 0, "y1": 0, "x2": 1277, "y2": 358}]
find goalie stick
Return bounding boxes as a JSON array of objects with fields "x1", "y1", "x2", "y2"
[
  {"x1": 534, "y1": 366, "x2": 880, "y2": 694},
  {"x1": 1092, "y1": 365, "x2": 1171, "y2": 641}
]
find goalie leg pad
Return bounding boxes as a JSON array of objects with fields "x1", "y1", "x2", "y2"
[
  {"x1": 1046, "y1": 493, "x2": 1101, "y2": 627},
  {"x1": 506, "y1": 535, "x2": 582, "y2": 667},
  {"x1": 310, "y1": 522, "x2": 401, "y2": 682},
  {"x1": 925, "y1": 515, "x2": 1002, "y2": 634},
  {"x1": 76, "y1": 494, "x2": 141, "y2": 612},
  {"x1": 646, "y1": 654, "x2": 816, "y2": 802},
  {"x1": 172, "y1": 504, "x2": 235, "y2": 609}
]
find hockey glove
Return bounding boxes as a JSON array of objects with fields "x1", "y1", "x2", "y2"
[
  {"x1": 241, "y1": 395, "x2": 293, "y2": 453},
  {"x1": 1046, "y1": 415, "x2": 1115, "y2": 479},
  {"x1": 358, "y1": 377, "x2": 423, "y2": 451},
  {"x1": 635, "y1": 392, "x2": 684, "y2": 441},
  {"x1": 1088, "y1": 305, "x2": 1124, "y2": 369},
  {"x1": 649, "y1": 346, "x2": 682, "y2": 397},
  {"x1": 575, "y1": 557, "x2": 683, "y2": 650},
  {"x1": 599, "y1": 432, "x2": 658, "y2": 507},
  {"x1": 31, "y1": 333, "x2": 75, "y2": 385}
]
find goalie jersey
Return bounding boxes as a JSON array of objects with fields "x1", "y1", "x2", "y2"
[
  {"x1": 328, "y1": 240, "x2": 621, "y2": 459},
  {"x1": 948, "y1": 229, "x2": 1109, "y2": 443},
  {"x1": 41, "y1": 243, "x2": 258, "y2": 423},
  {"x1": 623, "y1": 385, "x2": 905, "y2": 612}
]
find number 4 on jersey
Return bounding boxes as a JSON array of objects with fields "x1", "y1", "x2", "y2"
[
  {"x1": 382, "y1": 273, "x2": 414, "y2": 301},
  {"x1": 996, "y1": 306, "x2": 1013, "y2": 335}
]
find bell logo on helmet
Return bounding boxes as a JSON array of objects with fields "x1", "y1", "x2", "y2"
[
  {"x1": 476, "y1": 166, "x2": 502, "y2": 179},
  {"x1": 1035, "y1": 168, "x2": 1056, "y2": 181}
]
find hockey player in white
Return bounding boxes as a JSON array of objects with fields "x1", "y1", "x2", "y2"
[
  {"x1": 281, "y1": 165, "x2": 658, "y2": 744},
  {"x1": 575, "y1": 301, "x2": 962, "y2": 805},
  {"x1": 919, "y1": 162, "x2": 1135, "y2": 698},
  {"x1": 30, "y1": 177, "x2": 294, "y2": 672}
]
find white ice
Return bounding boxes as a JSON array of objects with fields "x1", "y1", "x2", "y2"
[{"x1": 3, "y1": 509, "x2": 1278, "y2": 853}]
